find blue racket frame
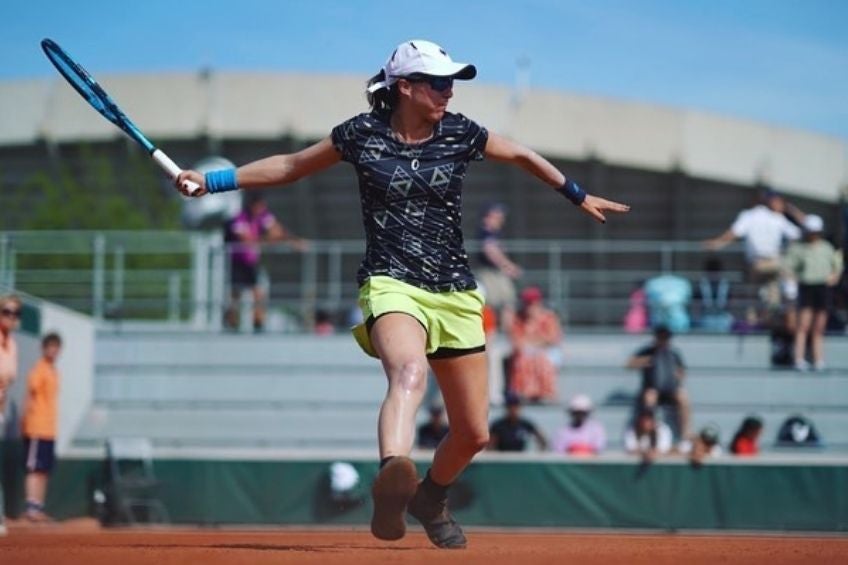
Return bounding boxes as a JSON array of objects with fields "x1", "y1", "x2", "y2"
[
  {"x1": 41, "y1": 39, "x2": 155, "y2": 153},
  {"x1": 40, "y1": 38, "x2": 199, "y2": 193}
]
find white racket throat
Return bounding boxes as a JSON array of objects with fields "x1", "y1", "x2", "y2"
[{"x1": 152, "y1": 149, "x2": 200, "y2": 195}]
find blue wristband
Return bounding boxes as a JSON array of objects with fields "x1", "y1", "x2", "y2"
[
  {"x1": 205, "y1": 169, "x2": 239, "y2": 194},
  {"x1": 556, "y1": 178, "x2": 586, "y2": 206}
]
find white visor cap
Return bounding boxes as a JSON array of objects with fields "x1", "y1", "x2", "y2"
[{"x1": 367, "y1": 40, "x2": 477, "y2": 93}]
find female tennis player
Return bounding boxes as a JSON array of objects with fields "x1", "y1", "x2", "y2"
[{"x1": 177, "y1": 40, "x2": 629, "y2": 549}]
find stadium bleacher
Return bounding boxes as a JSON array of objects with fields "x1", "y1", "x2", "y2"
[{"x1": 73, "y1": 331, "x2": 848, "y2": 453}]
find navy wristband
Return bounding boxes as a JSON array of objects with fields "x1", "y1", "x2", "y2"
[
  {"x1": 556, "y1": 178, "x2": 586, "y2": 206},
  {"x1": 205, "y1": 169, "x2": 239, "y2": 194}
]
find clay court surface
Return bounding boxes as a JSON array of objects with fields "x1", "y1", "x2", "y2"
[{"x1": 2, "y1": 522, "x2": 847, "y2": 565}]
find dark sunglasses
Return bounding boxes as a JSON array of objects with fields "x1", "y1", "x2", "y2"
[
  {"x1": 403, "y1": 75, "x2": 454, "y2": 93},
  {"x1": 1, "y1": 308, "x2": 21, "y2": 319}
]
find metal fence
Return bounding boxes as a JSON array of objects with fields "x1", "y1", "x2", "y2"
[{"x1": 0, "y1": 230, "x2": 758, "y2": 331}]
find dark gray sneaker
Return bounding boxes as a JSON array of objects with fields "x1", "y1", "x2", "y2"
[
  {"x1": 370, "y1": 456, "x2": 418, "y2": 541},
  {"x1": 407, "y1": 482, "x2": 467, "y2": 549}
]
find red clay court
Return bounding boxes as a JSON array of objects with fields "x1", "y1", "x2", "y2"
[{"x1": 2, "y1": 524, "x2": 847, "y2": 565}]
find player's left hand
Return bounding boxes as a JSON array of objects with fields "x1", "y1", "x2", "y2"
[{"x1": 579, "y1": 194, "x2": 630, "y2": 224}]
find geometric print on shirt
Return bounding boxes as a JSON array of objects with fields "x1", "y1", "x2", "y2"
[{"x1": 332, "y1": 110, "x2": 488, "y2": 292}]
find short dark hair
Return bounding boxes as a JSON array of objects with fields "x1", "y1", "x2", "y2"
[
  {"x1": 42, "y1": 332, "x2": 62, "y2": 348},
  {"x1": 654, "y1": 325, "x2": 672, "y2": 339}
]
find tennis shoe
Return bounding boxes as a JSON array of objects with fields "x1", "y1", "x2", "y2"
[
  {"x1": 407, "y1": 482, "x2": 467, "y2": 549},
  {"x1": 370, "y1": 456, "x2": 418, "y2": 541}
]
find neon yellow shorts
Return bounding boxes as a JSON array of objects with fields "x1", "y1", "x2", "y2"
[{"x1": 352, "y1": 276, "x2": 486, "y2": 359}]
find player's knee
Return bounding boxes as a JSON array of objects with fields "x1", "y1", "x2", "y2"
[
  {"x1": 470, "y1": 430, "x2": 490, "y2": 453},
  {"x1": 454, "y1": 427, "x2": 489, "y2": 454},
  {"x1": 391, "y1": 360, "x2": 428, "y2": 395}
]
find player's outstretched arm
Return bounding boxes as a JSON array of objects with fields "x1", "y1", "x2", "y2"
[
  {"x1": 484, "y1": 132, "x2": 630, "y2": 223},
  {"x1": 176, "y1": 137, "x2": 340, "y2": 197}
]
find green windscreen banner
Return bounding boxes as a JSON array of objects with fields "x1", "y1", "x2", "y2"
[{"x1": 22, "y1": 455, "x2": 846, "y2": 531}]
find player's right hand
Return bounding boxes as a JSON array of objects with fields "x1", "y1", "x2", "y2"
[{"x1": 176, "y1": 170, "x2": 207, "y2": 197}]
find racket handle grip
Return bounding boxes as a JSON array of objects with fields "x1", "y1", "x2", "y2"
[{"x1": 152, "y1": 149, "x2": 201, "y2": 195}]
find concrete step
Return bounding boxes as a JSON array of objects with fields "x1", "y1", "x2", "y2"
[{"x1": 74, "y1": 403, "x2": 848, "y2": 451}]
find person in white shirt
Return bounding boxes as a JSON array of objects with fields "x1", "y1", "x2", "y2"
[
  {"x1": 704, "y1": 189, "x2": 803, "y2": 316},
  {"x1": 624, "y1": 408, "x2": 673, "y2": 461}
]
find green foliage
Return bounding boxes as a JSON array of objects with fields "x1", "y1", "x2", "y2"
[
  {"x1": 22, "y1": 144, "x2": 180, "y2": 230},
  {"x1": 3, "y1": 145, "x2": 192, "y2": 317}
]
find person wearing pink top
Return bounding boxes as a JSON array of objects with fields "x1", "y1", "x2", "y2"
[
  {"x1": 223, "y1": 194, "x2": 306, "y2": 331},
  {"x1": 553, "y1": 394, "x2": 607, "y2": 456},
  {"x1": 0, "y1": 294, "x2": 22, "y2": 536}
]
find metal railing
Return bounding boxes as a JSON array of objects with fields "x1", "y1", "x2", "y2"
[{"x1": 0, "y1": 230, "x2": 757, "y2": 331}]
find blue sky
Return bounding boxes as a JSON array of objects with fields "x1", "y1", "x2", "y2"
[{"x1": 4, "y1": 0, "x2": 847, "y2": 139}]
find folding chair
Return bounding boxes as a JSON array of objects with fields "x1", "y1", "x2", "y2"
[{"x1": 104, "y1": 438, "x2": 169, "y2": 525}]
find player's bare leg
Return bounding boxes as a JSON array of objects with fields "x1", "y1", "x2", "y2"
[
  {"x1": 408, "y1": 351, "x2": 489, "y2": 549},
  {"x1": 369, "y1": 313, "x2": 429, "y2": 541}
]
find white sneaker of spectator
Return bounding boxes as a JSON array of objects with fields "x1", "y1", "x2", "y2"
[
  {"x1": 795, "y1": 360, "x2": 811, "y2": 372},
  {"x1": 813, "y1": 361, "x2": 826, "y2": 372}
]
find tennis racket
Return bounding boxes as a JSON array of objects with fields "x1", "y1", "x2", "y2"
[{"x1": 41, "y1": 38, "x2": 200, "y2": 195}]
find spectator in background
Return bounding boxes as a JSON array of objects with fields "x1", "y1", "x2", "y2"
[
  {"x1": 783, "y1": 215, "x2": 843, "y2": 371},
  {"x1": 623, "y1": 407, "x2": 673, "y2": 461},
  {"x1": 488, "y1": 393, "x2": 547, "y2": 452},
  {"x1": 314, "y1": 309, "x2": 336, "y2": 336},
  {"x1": 0, "y1": 294, "x2": 20, "y2": 425},
  {"x1": 626, "y1": 326, "x2": 690, "y2": 444},
  {"x1": 0, "y1": 294, "x2": 22, "y2": 536},
  {"x1": 507, "y1": 286, "x2": 562, "y2": 403},
  {"x1": 695, "y1": 257, "x2": 734, "y2": 333},
  {"x1": 623, "y1": 280, "x2": 648, "y2": 334},
  {"x1": 417, "y1": 402, "x2": 449, "y2": 450},
  {"x1": 224, "y1": 193, "x2": 307, "y2": 332},
  {"x1": 704, "y1": 189, "x2": 803, "y2": 321},
  {"x1": 553, "y1": 394, "x2": 606, "y2": 456},
  {"x1": 688, "y1": 425, "x2": 723, "y2": 467},
  {"x1": 730, "y1": 416, "x2": 764, "y2": 456},
  {"x1": 644, "y1": 273, "x2": 692, "y2": 332},
  {"x1": 21, "y1": 332, "x2": 62, "y2": 522},
  {"x1": 475, "y1": 203, "x2": 522, "y2": 330}
]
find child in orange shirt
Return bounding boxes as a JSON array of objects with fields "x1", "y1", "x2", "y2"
[{"x1": 21, "y1": 332, "x2": 62, "y2": 522}]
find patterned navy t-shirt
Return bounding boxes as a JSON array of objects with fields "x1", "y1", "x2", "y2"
[{"x1": 331, "y1": 111, "x2": 489, "y2": 292}]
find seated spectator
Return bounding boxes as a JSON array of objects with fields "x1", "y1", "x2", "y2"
[
  {"x1": 626, "y1": 326, "x2": 690, "y2": 444},
  {"x1": 507, "y1": 286, "x2": 562, "y2": 403},
  {"x1": 553, "y1": 394, "x2": 606, "y2": 456},
  {"x1": 775, "y1": 414, "x2": 822, "y2": 448},
  {"x1": 488, "y1": 393, "x2": 547, "y2": 452},
  {"x1": 730, "y1": 416, "x2": 764, "y2": 456},
  {"x1": 417, "y1": 402, "x2": 449, "y2": 450},
  {"x1": 695, "y1": 257, "x2": 734, "y2": 333},
  {"x1": 644, "y1": 274, "x2": 692, "y2": 333},
  {"x1": 623, "y1": 407, "x2": 673, "y2": 461},
  {"x1": 314, "y1": 309, "x2": 335, "y2": 336},
  {"x1": 687, "y1": 425, "x2": 723, "y2": 467}
]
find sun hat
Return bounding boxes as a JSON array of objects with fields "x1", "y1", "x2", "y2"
[
  {"x1": 367, "y1": 40, "x2": 476, "y2": 93},
  {"x1": 568, "y1": 394, "x2": 593, "y2": 413},
  {"x1": 803, "y1": 214, "x2": 824, "y2": 233}
]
